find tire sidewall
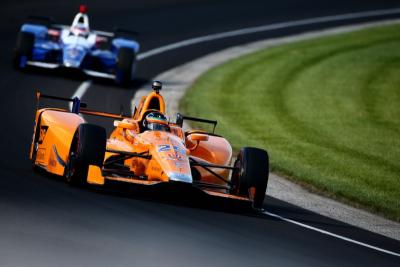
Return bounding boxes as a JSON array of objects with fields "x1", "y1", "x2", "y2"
[
  {"x1": 116, "y1": 47, "x2": 135, "y2": 84},
  {"x1": 64, "y1": 123, "x2": 106, "y2": 185},
  {"x1": 233, "y1": 147, "x2": 269, "y2": 208}
]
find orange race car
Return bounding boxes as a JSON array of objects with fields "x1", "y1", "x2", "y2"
[{"x1": 30, "y1": 81, "x2": 269, "y2": 208}]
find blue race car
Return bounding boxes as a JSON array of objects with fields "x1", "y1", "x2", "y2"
[{"x1": 13, "y1": 5, "x2": 140, "y2": 85}]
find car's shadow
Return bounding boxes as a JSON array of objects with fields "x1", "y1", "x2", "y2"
[
  {"x1": 17, "y1": 65, "x2": 150, "y2": 90},
  {"x1": 89, "y1": 180, "x2": 256, "y2": 215},
  {"x1": 31, "y1": 167, "x2": 352, "y2": 229},
  {"x1": 35, "y1": 166, "x2": 256, "y2": 216}
]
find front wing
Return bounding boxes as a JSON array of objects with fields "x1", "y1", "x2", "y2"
[
  {"x1": 26, "y1": 56, "x2": 117, "y2": 80},
  {"x1": 87, "y1": 165, "x2": 250, "y2": 202}
]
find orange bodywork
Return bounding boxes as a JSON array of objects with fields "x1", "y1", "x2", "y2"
[{"x1": 30, "y1": 89, "x2": 245, "y2": 201}]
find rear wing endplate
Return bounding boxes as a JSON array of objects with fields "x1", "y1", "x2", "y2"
[{"x1": 35, "y1": 91, "x2": 130, "y2": 119}]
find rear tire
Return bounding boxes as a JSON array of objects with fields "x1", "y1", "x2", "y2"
[
  {"x1": 13, "y1": 31, "x2": 34, "y2": 69},
  {"x1": 64, "y1": 124, "x2": 106, "y2": 186},
  {"x1": 115, "y1": 47, "x2": 135, "y2": 85},
  {"x1": 231, "y1": 147, "x2": 269, "y2": 209}
]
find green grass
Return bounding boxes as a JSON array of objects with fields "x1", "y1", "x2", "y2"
[{"x1": 181, "y1": 24, "x2": 400, "y2": 221}]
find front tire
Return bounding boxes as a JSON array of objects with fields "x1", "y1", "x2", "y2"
[
  {"x1": 64, "y1": 124, "x2": 106, "y2": 186},
  {"x1": 13, "y1": 31, "x2": 34, "y2": 69},
  {"x1": 231, "y1": 147, "x2": 269, "y2": 209},
  {"x1": 115, "y1": 47, "x2": 135, "y2": 85},
  {"x1": 30, "y1": 118, "x2": 43, "y2": 172}
]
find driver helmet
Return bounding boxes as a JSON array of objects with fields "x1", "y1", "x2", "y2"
[
  {"x1": 71, "y1": 23, "x2": 89, "y2": 37},
  {"x1": 143, "y1": 112, "x2": 170, "y2": 132}
]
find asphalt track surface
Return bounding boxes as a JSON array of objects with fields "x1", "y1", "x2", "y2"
[{"x1": 1, "y1": 1, "x2": 400, "y2": 266}]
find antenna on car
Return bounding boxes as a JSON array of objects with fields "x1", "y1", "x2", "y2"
[{"x1": 152, "y1": 80, "x2": 162, "y2": 94}]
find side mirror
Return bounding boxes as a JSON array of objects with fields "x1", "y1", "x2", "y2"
[
  {"x1": 188, "y1": 133, "x2": 209, "y2": 142},
  {"x1": 114, "y1": 120, "x2": 136, "y2": 131},
  {"x1": 186, "y1": 133, "x2": 208, "y2": 151}
]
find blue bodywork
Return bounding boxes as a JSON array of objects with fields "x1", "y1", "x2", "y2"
[{"x1": 19, "y1": 23, "x2": 140, "y2": 81}]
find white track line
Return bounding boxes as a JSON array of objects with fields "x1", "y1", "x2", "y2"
[
  {"x1": 137, "y1": 7, "x2": 400, "y2": 60},
  {"x1": 71, "y1": 7, "x2": 400, "y2": 99},
  {"x1": 69, "y1": 80, "x2": 92, "y2": 111},
  {"x1": 263, "y1": 211, "x2": 400, "y2": 257}
]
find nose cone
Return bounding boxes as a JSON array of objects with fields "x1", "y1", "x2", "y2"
[
  {"x1": 167, "y1": 172, "x2": 192, "y2": 183},
  {"x1": 63, "y1": 46, "x2": 86, "y2": 67},
  {"x1": 157, "y1": 140, "x2": 192, "y2": 184},
  {"x1": 141, "y1": 131, "x2": 192, "y2": 184}
]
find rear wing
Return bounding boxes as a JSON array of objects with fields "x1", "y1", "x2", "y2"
[
  {"x1": 26, "y1": 15, "x2": 55, "y2": 27},
  {"x1": 35, "y1": 91, "x2": 130, "y2": 119},
  {"x1": 113, "y1": 28, "x2": 139, "y2": 38},
  {"x1": 24, "y1": 15, "x2": 138, "y2": 39},
  {"x1": 175, "y1": 113, "x2": 218, "y2": 134},
  {"x1": 51, "y1": 23, "x2": 116, "y2": 37},
  {"x1": 48, "y1": 24, "x2": 137, "y2": 39}
]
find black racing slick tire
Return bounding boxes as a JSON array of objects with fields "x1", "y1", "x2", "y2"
[
  {"x1": 231, "y1": 147, "x2": 269, "y2": 209},
  {"x1": 115, "y1": 47, "x2": 135, "y2": 85},
  {"x1": 13, "y1": 31, "x2": 34, "y2": 69},
  {"x1": 64, "y1": 124, "x2": 106, "y2": 186},
  {"x1": 30, "y1": 118, "x2": 42, "y2": 173}
]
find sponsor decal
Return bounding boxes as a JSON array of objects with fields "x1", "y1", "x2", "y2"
[
  {"x1": 173, "y1": 145, "x2": 184, "y2": 153},
  {"x1": 174, "y1": 161, "x2": 185, "y2": 168},
  {"x1": 52, "y1": 145, "x2": 66, "y2": 167},
  {"x1": 68, "y1": 48, "x2": 79, "y2": 58},
  {"x1": 158, "y1": 144, "x2": 171, "y2": 152},
  {"x1": 161, "y1": 155, "x2": 178, "y2": 161},
  {"x1": 151, "y1": 166, "x2": 161, "y2": 172},
  {"x1": 38, "y1": 126, "x2": 48, "y2": 144},
  {"x1": 37, "y1": 149, "x2": 45, "y2": 161},
  {"x1": 49, "y1": 158, "x2": 57, "y2": 167},
  {"x1": 172, "y1": 145, "x2": 185, "y2": 159}
]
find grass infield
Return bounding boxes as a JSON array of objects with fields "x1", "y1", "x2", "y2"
[{"x1": 181, "y1": 23, "x2": 400, "y2": 221}]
